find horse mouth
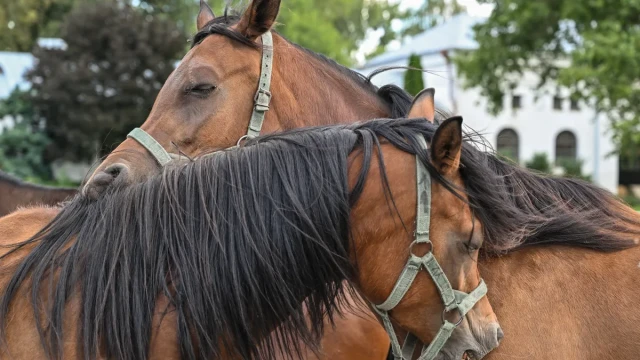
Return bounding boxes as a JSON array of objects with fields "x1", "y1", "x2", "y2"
[{"x1": 462, "y1": 350, "x2": 479, "y2": 360}]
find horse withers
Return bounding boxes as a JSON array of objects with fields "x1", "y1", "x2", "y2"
[{"x1": 0, "y1": 117, "x2": 501, "y2": 359}]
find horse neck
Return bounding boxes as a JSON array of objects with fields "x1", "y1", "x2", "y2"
[
  {"x1": 481, "y1": 244, "x2": 640, "y2": 358},
  {"x1": 269, "y1": 39, "x2": 390, "y2": 129}
]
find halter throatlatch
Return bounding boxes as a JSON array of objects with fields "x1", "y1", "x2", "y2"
[
  {"x1": 126, "y1": 32, "x2": 274, "y2": 166},
  {"x1": 373, "y1": 135, "x2": 488, "y2": 360}
]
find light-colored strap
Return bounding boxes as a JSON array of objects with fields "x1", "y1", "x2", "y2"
[
  {"x1": 454, "y1": 279, "x2": 487, "y2": 317},
  {"x1": 371, "y1": 135, "x2": 489, "y2": 360},
  {"x1": 373, "y1": 308, "x2": 403, "y2": 359},
  {"x1": 414, "y1": 136, "x2": 431, "y2": 245},
  {"x1": 127, "y1": 128, "x2": 173, "y2": 166},
  {"x1": 402, "y1": 333, "x2": 420, "y2": 359},
  {"x1": 418, "y1": 321, "x2": 457, "y2": 360},
  {"x1": 376, "y1": 255, "x2": 422, "y2": 311},
  {"x1": 421, "y1": 252, "x2": 457, "y2": 311},
  {"x1": 247, "y1": 32, "x2": 274, "y2": 138}
]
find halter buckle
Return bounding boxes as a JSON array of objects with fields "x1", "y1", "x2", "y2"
[
  {"x1": 236, "y1": 135, "x2": 254, "y2": 147},
  {"x1": 254, "y1": 88, "x2": 272, "y2": 112},
  {"x1": 442, "y1": 306, "x2": 464, "y2": 327},
  {"x1": 409, "y1": 239, "x2": 433, "y2": 257}
]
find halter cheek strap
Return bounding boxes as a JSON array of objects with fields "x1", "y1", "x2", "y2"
[
  {"x1": 126, "y1": 32, "x2": 274, "y2": 166},
  {"x1": 373, "y1": 135, "x2": 488, "y2": 360},
  {"x1": 247, "y1": 31, "x2": 273, "y2": 138}
]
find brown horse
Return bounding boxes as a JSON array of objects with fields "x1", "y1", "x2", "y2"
[
  {"x1": 0, "y1": 170, "x2": 76, "y2": 217},
  {"x1": 392, "y1": 96, "x2": 640, "y2": 359},
  {"x1": 82, "y1": 0, "x2": 415, "y2": 198},
  {"x1": 81, "y1": 0, "x2": 417, "y2": 357},
  {"x1": 0, "y1": 118, "x2": 501, "y2": 359}
]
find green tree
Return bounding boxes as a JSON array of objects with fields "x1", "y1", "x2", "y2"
[
  {"x1": 558, "y1": 158, "x2": 591, "y2": 181},
  {"x1": 0, "y1": 122, "x2": 52, "y2": 180},
  {"x1": 401, "y1": 0, "x2": 465, "y2": 37},
  {"x1": 0, "y1": 0, "x2": 75, "y2": 51},
  {"x1": 0, "y1": 89, "x2": 52, "y2": 180},
  {"x1": 126, "y1": 0, "x2": 198, "y2": 33},
  {"x1": 0, "y1": 0, "x2": 197, "y2": 52},
  {"x1": 525, "y1": 152, "x2": 551, "y2": 173},
  {"x1": 204, "y1": 0, "x2": 404, "y2": 66},
  {"x1": 26, "y1": 2, "x2": 186, "y2": 162},
  {"x1": 404, "y1": 54, "x2": 425, "y2": 96},
  {"x1": 455, "y1": 0, "x2": 640, "y2": 153}
]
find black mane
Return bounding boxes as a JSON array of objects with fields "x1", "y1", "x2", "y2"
[
  {"x1": 0, "y1": 118, "x2": 637, "y2": 360},
  {"x1": 191, "y1": 13, "x2": 413, "y2": 119}
]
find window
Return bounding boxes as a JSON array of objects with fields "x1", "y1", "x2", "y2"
[
  {"x1": 512, "y1": 95, "x2": 522, "y2": 109},
  {"x1": 570, "y1": 99, "x2": 579, "y2": 111},
  {"x1": 497, "y1": 129, "x2": 519, "y2": 162},
  {"x1": 553, "y1": 96, "x2": 563, "y2": 110},
  {"x1": 556, "y1": 131, "x2": 577, "y2": 163}
]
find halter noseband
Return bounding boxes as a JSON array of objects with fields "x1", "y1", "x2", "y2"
[
  {"x1": 125, "y1": 32, "x2": 274, "y2": 166},
  {"x1": 373, "y1": 135, "x2": 488, "y2": 360}
]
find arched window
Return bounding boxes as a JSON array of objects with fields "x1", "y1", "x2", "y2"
[
  {"x1": 556, "y1": 131, "x2": 577, "y2": 163},
  {"x1": 496, "y1": 128, "x2": 519, "y2": 162}
]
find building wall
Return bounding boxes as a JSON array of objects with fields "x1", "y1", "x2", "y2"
[{"x1": 359, "y1": 53, "x2": 619, "y2": 193}]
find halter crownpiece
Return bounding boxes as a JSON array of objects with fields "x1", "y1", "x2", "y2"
[
  {"x1": 126, "y1": 32, "x2": 274, "y2": 166},
  {"x1": 373, "y1": 135, "x2": 488, "y2": 360}
]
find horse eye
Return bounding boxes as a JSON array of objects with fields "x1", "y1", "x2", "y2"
[
  {"x1": 185, "y1": 84, "x2": 216, "y2": 97},
  {"x1": 464, "y1": 241, "x2": 480, "y2": 252}
]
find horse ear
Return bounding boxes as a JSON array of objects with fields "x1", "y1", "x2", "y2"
[
  {"x1": 197, "y1": 0, "x2": 216, "y2": 31},
  {"x1": 236, "y1": 0, "x2": 281, "y2": 39},
  {"x1": 408, "y1": 88, "x2": 436, "y2": 123},
  {"x1": 431, "y1": 116, "x2": 463, "y2": 176}
]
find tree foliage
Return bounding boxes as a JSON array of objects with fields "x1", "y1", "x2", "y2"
[
  {"x1": 401, "y1": 0, "x2": 465, "y2": 37},
  {"x1": 455, "y1": 0, "x2": 640, "y2": 152},
  {"x1": 203, "y1": 0, "x2": 404, "y2": 65},
  {"x1": 26, "y1": 2, "x2": 185, "y2": 162},
  {"x1": 0, "y1": 122, "x2": 52, "y2": 180},
  {"x1": 0, "y1": 0, "x2": 75, "y2": 51},
  {"x1": 0, "y1": 89, "x2": 52, "y2": 179},
  {"x1": 404, "y1": 54, "x2": 425, "y2": 96},
  {"x1": 525, "y1": 152, "x2": 551, "y2": 173},
  {"x1": 0, "y1": 0, "x2": 196, "y2": 52}
]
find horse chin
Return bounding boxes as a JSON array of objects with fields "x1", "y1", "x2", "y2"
[
  {"x1": 434, "y1": 319, "x2": 501, "y2": 360},
  {"x1": 434, "y1": 349, "x2": 484, "y2": 360},
  {"x1": 462, "y1": 350, "x2": 483, "y2": 360}
]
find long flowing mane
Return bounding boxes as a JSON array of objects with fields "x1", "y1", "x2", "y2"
[
  {"x1": 0, "y1": 119, "x2": 437, "y2": 360},
  {"x1": 0, "y1": 119, "x2": 637, "y2": 360},
  {"x1": 191, "y1": 13, "x2": 413, "y2": 119},
  {"x1": 458, "y1": 137, "x2": 640, "y2": 255}
]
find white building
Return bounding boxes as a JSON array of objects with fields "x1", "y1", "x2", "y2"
[{"x1": 358, "y1": 14, "x2": 618, "y2": 193}]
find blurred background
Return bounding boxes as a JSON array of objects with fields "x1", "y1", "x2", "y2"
[{"x1": 1, "y1": 0, "x2": 639, "y2": 206}]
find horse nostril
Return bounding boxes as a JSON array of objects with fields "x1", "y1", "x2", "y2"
[
  {"x1": 84, "y1": 163, "x2": 129, "y2": 200},
  {"x1": 104, "y1": 164, "x2": 126, "y2": 178},
  {"x1": 496, "y1": 327, "x2": 504, "y2": 343}
]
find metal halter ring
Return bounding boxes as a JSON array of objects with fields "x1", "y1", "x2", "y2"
[
  {"x1": 409, "y1": 238, "x2": 433, "y2": 257},
  {"x1": 236, "y1": 135, "x2": 254, "y2": 147},
  {"x1": 442, "y1": 306, "x2": 464, "y2": 327}
]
